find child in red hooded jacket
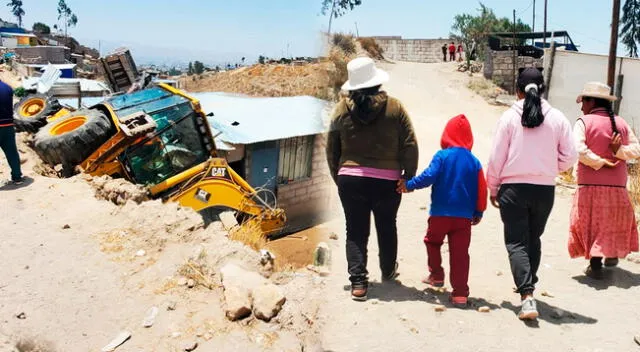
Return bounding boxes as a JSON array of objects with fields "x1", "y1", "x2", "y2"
[{"x1": 398, "y1": 114, "x2": 487, "y2": 306}]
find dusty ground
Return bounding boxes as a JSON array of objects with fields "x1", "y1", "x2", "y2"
[
  {"x1": 178, "y1": 63, "x2": 335, "y2": 101},
  {"x1": 0, "y1": 136, "x2": 325, "y2": 351},
  {"x1": 318, "y1": 61, "x2": 640, "y2": 352}
]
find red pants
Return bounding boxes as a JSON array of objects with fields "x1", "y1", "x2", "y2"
[{"x1": 424, "y1": 216, "x2": 471, "y2": 297}]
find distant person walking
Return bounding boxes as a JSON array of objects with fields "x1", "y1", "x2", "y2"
[
  {"x1": 568, "y1": 82, "x2": 640, "y2": 279},
  {"x1": 326, "y1": 57, "x2": 419, "y2": 301},
  {"x1": 442, "y1": 44, "x2": 448, "y2": 62},
  {"x1": 486, "y1": 68, "x2": 577, "y2": 320},
  {"x1": 449, "y1": 42, "x2": 456, "y2": 62},
  {"x1": 457, "y1": 43, "x2": 464, "y2": 62},
  {"x1": 0, "y1": 79, "x2": 23, "y2": 185}
]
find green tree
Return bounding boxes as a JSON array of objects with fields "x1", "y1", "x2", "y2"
[
  {"x1": 258, "y1": 55, "x2": 266, "y2": 64},
  {"x1": 188, "y1": 62, "x2": 194, "y2": 75},
  {"x1": 451, "y1": 2, "x2": 531, "y2": 62},
  {"x1": 33, "y1": 22, "x2": 51, "y2": 34},
  {"x1": 622, "y1": 0, "x2": 640, "y2": 57},
  {"x1": 57, "y1": 0, "x2": 78, "y2": 38},
  {"x1": 321, "y1": 0, "x2": 362, "y2": 34},
  {"x1": 168, "y1": 67, "x2": 181, "y2": 76},
  {"x1": 193, "y1": 61, "x2": 205, "y2": 74},
  {"x1": 7, "y1": 0, "x2": 25, "y2": 28}
]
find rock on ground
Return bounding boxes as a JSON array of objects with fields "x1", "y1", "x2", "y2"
[
  {"x1": 252, "y1": 283, "x2": 286, "y2": 322},
  {"x1": 219, "y1": 263, "x2": 287, "y2": 322}
]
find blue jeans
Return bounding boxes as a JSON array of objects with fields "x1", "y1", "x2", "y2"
[{"x1": 0, "y1": 125, "x2": 22, "y2": 181}]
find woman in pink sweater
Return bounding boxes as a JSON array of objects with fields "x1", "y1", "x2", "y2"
[
  {"x1": 487, "y1": 68, "x2": 577, "y2": 321},
  {"x1": 568, "y1": 82, "x2": 640, "y2": 279}
]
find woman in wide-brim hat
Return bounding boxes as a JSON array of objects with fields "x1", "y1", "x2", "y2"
[
  {"x1": 325, "y1": 57, "x2": 419, "y2": 301},
  {"x1": 569, "y1": 81, "x2": 640, "y2": 279}
]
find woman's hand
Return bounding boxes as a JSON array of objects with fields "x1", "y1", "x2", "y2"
[
  {"x1": 396, "y1": 180, "x2": 409, "y2": 193},
  {"x1": 602, "y1": 159, "x2": 620, "y2": 168},
  {"x1": 490, "y1": 196, "x2": 500, "y2": 209},
  {"x1": 610, "y1": 133, "x2": 622, "y2": 154},
  {"x1": 471, "y1": 216, "x2": 482, "y2": 226}
]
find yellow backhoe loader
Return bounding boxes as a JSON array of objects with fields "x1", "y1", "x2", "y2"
[{"x1": 22, "y1": 83, "x2": 287, "y2": 238}]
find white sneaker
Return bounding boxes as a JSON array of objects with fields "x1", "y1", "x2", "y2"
[{"x1": 518, "y1": 297, "x2": 539, "y2": 320}]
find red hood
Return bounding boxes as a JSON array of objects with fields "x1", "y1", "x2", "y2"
[{"x1": 440, "y1": 114, "x2": 474, "y2": 150}]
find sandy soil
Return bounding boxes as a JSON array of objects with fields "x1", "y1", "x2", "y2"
[
  {"x1": 318, "y1": 61, "x2": 640, "y2": 352},
  {"x1": 0, "y1": 136, "x2": 325, "y2": 351}
]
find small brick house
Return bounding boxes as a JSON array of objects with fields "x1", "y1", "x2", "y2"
[{"x1": 195, "y1": 92, "x2": 334, "y2": 233}]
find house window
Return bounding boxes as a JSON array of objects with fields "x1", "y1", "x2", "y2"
[{"x1": 277, "y1": 135, "x2": 314, "y2": 184}]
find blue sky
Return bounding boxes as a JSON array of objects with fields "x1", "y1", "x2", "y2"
[
  {"x1": 0, "y1": 1, "x2": 625, "y2": 66},
  {"x1": 0, "y1": 0, "x2": 327, "y2": 66}
]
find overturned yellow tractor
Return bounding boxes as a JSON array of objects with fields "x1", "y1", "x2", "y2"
[{"x1": 19, "y1": 84, "x2": 287, "y2": 238}]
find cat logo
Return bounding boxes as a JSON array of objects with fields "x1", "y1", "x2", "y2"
[{"x1": 210, "y1": 167, "x2": 227, "y2": 178}]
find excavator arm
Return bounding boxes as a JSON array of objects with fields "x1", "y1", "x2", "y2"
[{"x1": 155, "y1": 159, "x2": 287, "y2": 237}]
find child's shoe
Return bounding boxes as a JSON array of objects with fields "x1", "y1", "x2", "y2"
[
  {"x1": 450, "y1": 295, "x2": 468, "y2": 307},
  {"x1": 422, "y1": 276, "x2": 444, "y2": 287}
]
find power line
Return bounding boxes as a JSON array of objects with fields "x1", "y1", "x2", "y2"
[{"x1": 516, "y1": 0, "x2": 534, "y2": 16}]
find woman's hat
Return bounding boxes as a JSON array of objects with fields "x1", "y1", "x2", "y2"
[
  {"x1": 576, "y1": 81, "x2": 617, "y2": 103},
  {"x1": 341, "y1": 57, "x2": 389, "y2": 91}
]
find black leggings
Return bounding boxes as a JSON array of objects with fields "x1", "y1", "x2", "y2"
[
  {"x1": 337, "y1": 175, "x2": 402, "y2": 286},
  {"x1": 498, "y1": 184, "x2": 555, "y2": 295}
]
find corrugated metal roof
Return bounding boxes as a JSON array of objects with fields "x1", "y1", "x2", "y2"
[
  {"x1": 22, "y1": 77, "x2": 110, "y2": 93},
  {"x1": 0, "y1": 32, "x2": 37, "y2": 37},
  {"x1": 26, "y1": 63, "x2": 77, "y2": 70},
  {"x1": 192, "y1": 92, "x2": 330, "y2": 145}
]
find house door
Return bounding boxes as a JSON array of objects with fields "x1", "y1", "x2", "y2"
[{"x1": 248, "y1": 141, "x2": 279, "y2": 205}]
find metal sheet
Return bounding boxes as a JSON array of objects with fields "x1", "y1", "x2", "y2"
[{"x1": 192, "y1": 92, "x2": 330, "y2": 145}]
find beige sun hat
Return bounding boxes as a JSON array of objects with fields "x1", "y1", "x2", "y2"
[
  {"x1": 576, "y1": 81, "x2": 617, "y2": 103},
  {"x1": 341, "y1": 57, "x2": 389, "y2": 91}
]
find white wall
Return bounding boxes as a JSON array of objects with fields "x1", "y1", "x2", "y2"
[{"x1": 546, "y1": 49, "x2": 640, "y2": 133}]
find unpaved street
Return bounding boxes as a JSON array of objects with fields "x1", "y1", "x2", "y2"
[{"x1": 319, "y1": 61, "x2": 640, "y2": 352}]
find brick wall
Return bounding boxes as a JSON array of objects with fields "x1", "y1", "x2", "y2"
[
  {"x1": 370, "y1": 37, "x2": 454, "y2": 63},
  {"x1": 276, "y1": 134, "x2": 334, "y2": 232},
  {"x1": 484, "y1": 50, "x2": 544, "y2": 93}
]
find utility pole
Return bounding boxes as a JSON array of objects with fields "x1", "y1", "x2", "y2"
[
  {"x1": 607, "y1": 0, "x2": 621, "y2": 92},
  {"x1": 355, "y1": 22, "x2": 359, "y2": 38},
  {"x1": 512, "y1": 9, "x2": 517, "y2": 95},
  {"x1": 543, "y1": 0, "x2": 548, "y2": 48},
  {"x1": 533, "y1": 0, "x2": 536, "y2": 33}
]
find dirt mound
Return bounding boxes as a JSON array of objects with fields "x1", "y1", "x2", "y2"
[
  {"x1": 179, "y1": 62, "x2": 334, "y2": 100},
  {"x1": 85, "y1": 174, "x2": 149, "y2": 205}
]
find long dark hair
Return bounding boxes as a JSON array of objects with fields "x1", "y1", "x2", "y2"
[
  {"x1": 349, "y1": 84, "x2": 382, "y2": 113},
  {"x1": 588, "y1": 97, "x2": 618, "y2": 134},
  {"x1": 517, "y1": 68, "x2": 546, "y2": 128}
]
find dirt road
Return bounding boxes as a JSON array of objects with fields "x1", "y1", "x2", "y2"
[{"x1": 319, "y1": 61, "x2": 640, "y2": 352}]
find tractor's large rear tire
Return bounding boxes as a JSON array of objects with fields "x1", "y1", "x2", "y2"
[
  {"x1": 33, "y1": 109, "x2": 114, "y2": 167},
  {"x1": 13, "y1": 94, "x2": 62, "y2": 133}
]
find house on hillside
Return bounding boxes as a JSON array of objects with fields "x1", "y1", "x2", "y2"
[
  {"x1": 193, "y1": 92, "x2": 334, "y2": 233},
  {"x1": 0, "y1": 31, "x2": 37, "y2": 48}
]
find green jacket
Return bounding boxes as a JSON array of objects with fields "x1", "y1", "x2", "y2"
[{"x1": 325, "y1": 92, "x2": 419, "y2": 183}]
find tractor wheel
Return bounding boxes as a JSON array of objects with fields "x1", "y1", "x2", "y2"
[
  {"x1": 13, "y1": 94, "x2": 62, "y2": 133},
  {"x1": 33, "y1": 109, "x2": 114, "y2": 167}
]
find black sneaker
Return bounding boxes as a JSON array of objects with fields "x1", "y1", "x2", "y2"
[
  {"x1": 381, "y1": 262, "x2": 399, "y2": 282},
  {"x1": 604, "y1": 258, "x2": 619, "y2": 267},
  {"x1": 10, "y1": 177, "x2": 24, "y2": 185},
  {"x1": 584, "y1": 265, "x2": 603, "y2": 279}
]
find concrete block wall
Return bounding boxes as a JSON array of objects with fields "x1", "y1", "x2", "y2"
[
  {"x1": 277, "y1": 134, "x2": 334, "y2": 231},
  {"x1": 15, "y1": 46, "x2": 70, "y2": 65},
  {"x1": 370, "y1": 37, "x2": 454, "y2": 63},
  {"x1": 485, "y1": 50, "x2": 544, "y2": 92}
]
